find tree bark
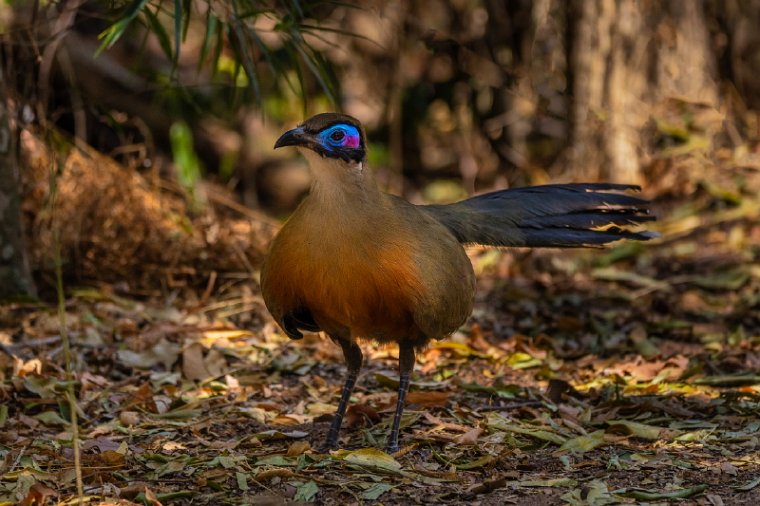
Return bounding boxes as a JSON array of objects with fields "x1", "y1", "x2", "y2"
[
  {"x1": 565, "y1": 0, "x2": 718, "y2": 183},
  {"x1": 0, "y1": 97, "x2": 36, "y2": 299}
]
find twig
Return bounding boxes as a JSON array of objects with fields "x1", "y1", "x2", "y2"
[
  {"x1": 8, "y1": 444, "x2": 27, "y2": 473},
  {"x1": 47, "y1": 95, "x2": 85, "y2": 503},
  {"x1": 15, "y1": 335, "x2": 63, "y2": 348},
  {"x1": 474, "y1": 400, "x2": 544, "y2": 412},
  {"x1": 0, "y1": 341, "x2": 21, "y2": 359}
]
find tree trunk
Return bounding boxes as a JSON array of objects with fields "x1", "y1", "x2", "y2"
[
  {"x1": 0, "y1": 97, "x2": 36, "y2": 299},
  {"x1": 565, "y1": 0, "x2": 718, "y2": 183}
]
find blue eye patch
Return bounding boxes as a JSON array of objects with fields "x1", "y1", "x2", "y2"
[{"x1": 318, "y1": 124, "x2": 361, "y2": 150}]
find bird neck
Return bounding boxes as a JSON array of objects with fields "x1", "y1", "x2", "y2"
[{"x1": 301, "y1": 150, "x2": 382, "y2": 209}]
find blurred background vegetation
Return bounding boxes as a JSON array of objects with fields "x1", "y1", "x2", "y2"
[{"x1": 1, "y1": 0, "x2": 758, "y2": 297}]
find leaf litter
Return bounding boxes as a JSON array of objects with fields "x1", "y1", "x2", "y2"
[{"x1": 1, "y1": 111, "x2": 759, "y2": 505}]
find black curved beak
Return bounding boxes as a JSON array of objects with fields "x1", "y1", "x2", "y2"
[{"x1": 274, "y1": 127, "x2": 310, "y2": 149}]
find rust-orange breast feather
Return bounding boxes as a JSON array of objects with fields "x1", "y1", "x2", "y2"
[{"x1": 261, "y1": 223, "x2": 427, "y2": 343}]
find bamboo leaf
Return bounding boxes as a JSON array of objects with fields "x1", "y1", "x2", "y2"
[
  {"x1": 300, "y1": 23, "x2": 380, "y2": 46},
  {"x1": 173, "y1": 0, "x2": 182, "y2": 63},
  {"x1": 143, "y1": 7, "x2": 173, "y2": 62},
  {"x1": 97, "y1": 0, "x2": 151, "y2": 54},
  {"x1": 199, "y1": 11, "x2": 219, "y2": 72}
]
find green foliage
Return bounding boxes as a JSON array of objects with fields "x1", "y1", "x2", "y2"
[
  {"x1": 97, "y1": 0, "x2": 151, "y2": 55},
  {"x1": 170, "y1": 120, "x2": 204, "y2": 211},
  {"x1": 97, "y1": 0, "x2": 345, "y2": 108}
]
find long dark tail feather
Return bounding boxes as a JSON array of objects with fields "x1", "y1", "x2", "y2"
[{"x1": 424, "y1": 183, "x2": 657, "y2": 248}]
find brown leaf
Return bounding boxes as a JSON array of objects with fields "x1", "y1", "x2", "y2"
[
  {"x1": 454, "y1": 427, "x2": 483, "y2": 445},
  {"x1": 18, "y1": 413, "x2": 40, "y2": 429},
  {"x1": 118, "y1": 337, "x2": 180, "y2": 370},
  {"x1": 406, "y1": 390, "x2": 450, "y2": 408},
  {"x1": 345, "y1": 403, "x2": 381, "y2": 428},
  {"x1": 144, "y1": 486, "x2": 163, "y2": 506},
  {"x1": 81, "y1": 436, "x2": 122, "y2": 452},
  {"x1": 255, "y1": 468, "x2": 297, "y2": 480},
  {"x1": 19, "y1": 483, "x2": 57, "y2": 506},
  {"x1": 182, "y1": 342, "x2": 209, "y2": 381},
  {"x1": 119, "y1": 410, "x2": 140, "y2": 426},
  {"x1": 287, "y1": 440, "x2": 311, "y2": 456},
  {"x1": 545, "y1": 379, "x2": 577, "y2": 403},
  {"x1": 126, "y1": 383, "x2": 158, "y2": 413},
  {"x1": 98, "y1": 450, "x2": 127, "y2": 467}
]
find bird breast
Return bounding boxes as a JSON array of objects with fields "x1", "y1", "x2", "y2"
[{"x1": 261, "y1": 196, "x2": 475, "y2": 346}]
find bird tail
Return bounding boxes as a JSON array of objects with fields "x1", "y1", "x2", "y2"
[{"x1": 424, "y1": 183, "x2": 657, "y2": 248}]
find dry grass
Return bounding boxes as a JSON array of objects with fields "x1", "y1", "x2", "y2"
[{"x1": 20, "y1": 130, "x2": 277, "y2": 289}]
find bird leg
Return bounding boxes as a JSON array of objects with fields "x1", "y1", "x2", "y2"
[
  {"x1": 386, "y1": 342, "x2": 415, "y2": 453},
  {"x1": 321, "y1": 339, "x2": 363, "y2": 451}
]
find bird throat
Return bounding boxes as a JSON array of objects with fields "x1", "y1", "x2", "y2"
[{"x1": 302, "y1": 150, "x2": 380, "y2": 208}]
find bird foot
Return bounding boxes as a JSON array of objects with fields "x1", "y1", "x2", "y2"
[
  {"x1": 317, "y1": 439, "x2": 339, "y2": 454},
  {"x1": 385, "y1": 444, "x2": 400, "y2": 454}
]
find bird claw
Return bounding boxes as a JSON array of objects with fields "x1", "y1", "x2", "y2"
[
  {"x1": 385, "y1": 444, "x2": 400, "y2": 454},
  {"x1": 317, "y1": 440, "x2": 338, "y2": 453}
]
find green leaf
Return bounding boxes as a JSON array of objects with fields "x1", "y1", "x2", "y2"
[
  {"x1": 591, "y1": 267, "x2": 669, "y2": 291},
  {"x1": 606, "y1": 420, "x2": 663, "y2": 440},
  {"x1": 199, "y1": 12, "x2": 219, "y2": 71},
  {"x1": 693, "y1": 375, "x2": 760, "y2": 387},
  {"x1": 218, "y1": 455, "x2": 237, "y2": 469},
  {"x1": 290, "y1": 34, "x2": 338, "y2": 105},
  {"x1": 24, "y1": 376, "x2": 65, "y2": 398},
  {"x1": 456, "y1": 455, "x2": 495, "y2": 470},
  {"x1": 594, "y1": 241, "x2": 646, "y2": 267},
  {"x1": 236, "y1": 471, "x2": 249, "y2": 491},
  {"x1": 362, "y1": 483, "x2": 393, "y2": 500},
  {"x1": 173, "y1": 0, "x2": 182, "y2": 63},
  {"x1": 735, "y1": 476, "x2": 760, "y2": 491},
  {"x1": 655, "y1": 119, "x2": 690, "y2": 141},
  {"x1": 561, "y1": 480, "x2": 617, "y2": 506},
  {"x1": 170, "y1": 120, "x2": 205, "y2": 211},
  {"x1": 228, "y1": 7, "x2": 261, "y2": 102},
  {"x1": 701, "y1": 180, "x2": 742, "y2": 205},
  {"x1": 688, "y1": 267, "x2": 750, "y2": 290},
  {"x1": 487, "y1": 414, "x2": 567, "y2": 445},
  {"x1": 254, "y1": 430, "x2": 310, "y2": 440},
  {"x1": 615, "y1": 484, "x2": 708, "y2": 500},
  {"x1": 335, "y1": 448, "x2": 403, "y2": 474},
  {"x1": 509, "y1": 478, "x2": 577, "y2": 488},
  {"x1": 35, "y1": 410, "x2": 70, "y2": 426},
  {"x1": 97, "y1": 0, "x2": 151, "y2": 54},
  {"x1": 558, "y1": 430, "x2": 606, "y2": 453},
  {"x1": 432, "y1": 341, "x2": 488, "y2": 358},
  {"x1": 506, "y1": 351, "x2": 543, "y2": 369},
  {"x1": 458, "y1": 381, "x2": 521, "y2": 398},
  {"x1": 294, "y1": 480, "x2": 319, "y2": 502},
  {"x1": 300, "y1": 23, "x2": 379, "y2": 45},
  {"x1": 143, "y1": 7, "x2": 173, "y2": 62},
  {"x1": 255, "y1": 455, "x2": 297, "y2": 466}
]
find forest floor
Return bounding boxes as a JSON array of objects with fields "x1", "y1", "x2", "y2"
[{"x1": 1, "y1": 136, "x2": 760, "y2": 505}]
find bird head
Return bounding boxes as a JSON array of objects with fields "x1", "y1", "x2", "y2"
[{"x1": 274, "y1": 113, "x2": 366, "y2": 163}]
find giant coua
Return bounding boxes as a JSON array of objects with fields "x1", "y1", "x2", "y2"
[{"x1": 261, "y1": 112, "x2": 655, "y2": 453}]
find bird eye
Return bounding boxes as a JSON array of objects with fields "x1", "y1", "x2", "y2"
[{"x1": 330, "y1": 130, "x2": 345, "y2": 142}]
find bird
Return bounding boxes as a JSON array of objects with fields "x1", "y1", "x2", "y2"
[{"x1": 260, "y1": 112, "x2": 655, "y2": 453}]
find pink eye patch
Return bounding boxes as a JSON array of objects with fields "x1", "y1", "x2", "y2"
[
  {"x1": 344, "y1": 133, "x2": 361, "y2": 148},
  {"x1": 320, "y1": 123, "x2": 362, "y2": 151}
]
